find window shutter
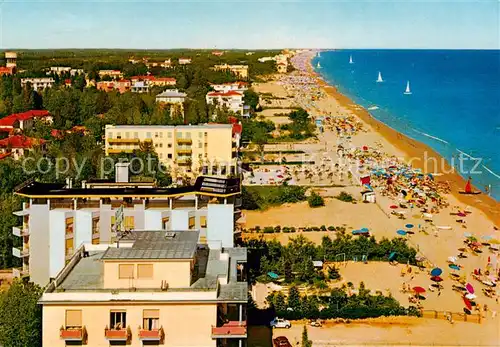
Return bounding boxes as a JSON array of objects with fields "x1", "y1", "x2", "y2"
[
  {"x1": 137, "y1": 264, "x2": 153, "y2": 279},
  {"x1": 66, "y1": 310, "x2": 82, "y2": 327},
  {"x1": 119, "y1": 264, "x2": 134, "y2": 279},
  {"x1": 143, "y1": 309, "x2": 159, "y2": 319}
]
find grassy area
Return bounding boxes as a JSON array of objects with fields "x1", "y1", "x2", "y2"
[{"x1": 242, "y1": 185, "x2": 307, "y2": 210}]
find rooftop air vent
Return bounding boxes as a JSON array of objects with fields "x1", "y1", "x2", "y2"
[{"x1": 165, "y1": 231, "x2": 176, "y2": 238}]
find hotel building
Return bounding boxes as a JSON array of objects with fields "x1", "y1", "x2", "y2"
[
  {"x1": 206, "y1": 91, "x2": 244, "y2": 115},
  {"x1": 39, "y1": 229, "x2": 248, "y2": 346},
  {"x1": 105, "y1": 124, "x2": 238, "y2": 176},
  {"x1": 98, "y1": 70, "x2": 124, "y2": 80},
  {"x1": 21, "y1": 78, "x2": 55, "y2": 91},
  {"x1": 12, "y1": 174, "x2": 242, "y2": 286},
  {"x1": 212, "y1": 65, "x2": 248, "y2": 79}
]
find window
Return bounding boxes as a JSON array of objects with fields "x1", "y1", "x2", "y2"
[
  {"x1": 167, "y1": 143, "x2": 172, "y2": 148},
  {"x1": 65, "y1": 238, "x2": 74, "y2": 256},
  {"x1": 155, "y1": 132, "x2": 159, "y2": 138},
  {"x1": 198, "y1": 142, "x2": 202, "y2": 149},
  {"x1": 119, "y1": 264, "x2": 134, "y2": 279},
  {"x1": 188, "y1": 216, "x2": 195, "y2": 229},
  {"x1": 198, "y1": 132, "x2": 203, "y2": 138},
  {"x1": 177, "y1": 132, "x2": 182, "y2": 138},
  {"x1": 200, "y1": 216, "x2": 207, "y2": 228},
  {"x1": 159, "y1": 153, "x2": 163, "y2": 159},
  {"x1": 186, "y1": 132, "x2": 191, "y2": 139},
  {"x1": 168, "y1": 132, "x2": 172, "y2": 138},
  {"x1": 143, "y1": 310, "x2": 159, "y2": 330},
  {"x1": 159, "y1": 132, "x2": 163, "y2": 138},
  {"x1": 65, "y1": 217, "x2": 74, "y2": 235},
  {"x1": 65, "y1": 310, "x2": 82, "y2": 328},
  {"x1": 155, "y1": 143, "x2": 158, "y2": 147},
  {"x1": 137, "y1": 264, "x2": 154, "y2": 279},
  {"x1": 109, "y1": 132, "x2": 113, "y2": 139},
  {"x1": 92, "y1": 217, "x2": 100, "y2": 244},
  {"x1": 146, "y1": 132, "x2": 152, "y2": 139},
  {"x1": 167, "y1": 154, "x2": 172, "y2": 159},
  {"x1": 125, "y1": 132, "x2": 130, "y2": 139},
  {"x1": 134, "y1": 132, "x2": 139, "y2": 139},
  {"x1": 117, "y1": 132, "x2": 121, "y2": 139},
  {"x1": 110, "y1": 311, "x2": 126, "y2": 330},
  {"x1": 159, "y1": 143, "x2": 163, "y2": 148},
  {"x1": 124, "y1": 216, "x2": 134, "y2": 230}
]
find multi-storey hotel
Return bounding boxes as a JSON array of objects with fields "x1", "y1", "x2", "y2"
[
  {"x1": 104, "y1": 124, "x2": 239, "y2": 176},
  {"x1": 40, "y1": 229, "x2": 248, "y2": 346},
  {"x1": 12, "y1": 172, "x2": 241, "y2": 286}
]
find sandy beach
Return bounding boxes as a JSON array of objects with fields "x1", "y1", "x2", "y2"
[{"x1": 244, "y1": 50, "x2": 500, "y2": 345}]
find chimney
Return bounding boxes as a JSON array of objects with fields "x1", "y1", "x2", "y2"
[{"x1": 115, "y1": 162, "x2": 130, "y2": 183}]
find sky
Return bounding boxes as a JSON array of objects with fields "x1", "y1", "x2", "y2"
[{"x1": 0, "y1": 0, "x2": 498, "y2": 49}]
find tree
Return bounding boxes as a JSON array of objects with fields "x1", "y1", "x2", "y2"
[
  {"x1": 287, "y1": 286, "x2": 301, "y2": 313},
  {"x1": 243, "y1": 88, "x2": 259, "y2": 111},
  {"x1": 301, "y1": 325, "x2": 312, "y2": 347},
  {"x1": 308, "y1": 191, "x2": 325, "y2": 208},
  {"x1": 0, "y1": 280, "x2": 43, "y2": 347},
  {"x1": 252, "y1": 128, "x2": 268, "y2": 162}
]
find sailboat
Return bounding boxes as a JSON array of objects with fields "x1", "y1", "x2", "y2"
[
  {"x1": 376, "y1": 71, "x2": 383, "y2": 83},
  {"x1": 349, "y1": 55, "x2": 354, "y2": 64},
  {"x1": 404, "y1": 81, "x2": 412, "y2": 95},
  {"x1": 317, "y1": 62, "x2": 321, "y2": 69},
  {"x1": 317, "y1": 51, "x2": 321, "y2": 58}
]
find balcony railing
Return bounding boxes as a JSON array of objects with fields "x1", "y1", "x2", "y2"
[
  {"x1": 107, "y1": 138, "x2": 140, "y2": 144},
  {"x1": 12, "y1": 267, "x2": 29, "y2": 278},
  {"x1": 176, "y1": 148, "x2": 192, "y2": 155},
  {"x1": 138, "y1": 327, "x2": 164, "y2": 342},
  {"x1": 77, "y1": 200, "x2": 100, "y2": 209},
  {"x1": 12, "y1": 226, "x2": 29, "y2": 237},
  {"x1": 108, "y1": 148, "x2": 134, "y2": 154},
  {"x1": 105, "y1": 326, "x2": 131, "y2": 341},
  {"x1": 60, "y1": 326, "x2": 86, "y2": 341},
  {"x1": 176, "y1": 138, "x2": 192, "y2": 145},
  {"x1": 12, "y1": 247, "x2": 29, "y2": 258},
  {"x1": 211, "y1": 321, "x2": 247, "y2": 338},
  {"x1": 50, "y1": 201, "x2": 74, "y2": 209}
]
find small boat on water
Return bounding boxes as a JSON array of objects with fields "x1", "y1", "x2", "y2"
[
  {"x1": 349, "y1": 55, "x2": 354, "y2": 64},
  {"x1": 317, "y1": 62, "x2": 321, "y2": 69},
  {"x1": 404, "y1": 81, "x2": 412, "y2": 95},
  {"x1": 317, "y1": 51, "x2": 321, "y2": 58},
  {"x1": 376, "y1": 71, "x2": 383, "y2": 83}
]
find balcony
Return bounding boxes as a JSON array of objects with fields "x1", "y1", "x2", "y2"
[
  {"x1": 176, "y1": 148, "x2": 192, "y2": 155},
  {"x1": 60, "y1": 326, "x2": 86, "y2": 342},
  {"x1": 138, "y1": 327, "x2": 164, "y2": 342},
  {"x1": 107, "y1": 138, "x2": 140, "y2": 144},
  {"x1": 12, "y1": 247, "x2": 29, "y2": 258},
  {"x1": 12, "y1": 226, "x2": 29, "y2": 237},
  {"x1": 105, "y1": 327, "x2": 131, "y2": 341},
  {"x1": 50, "y1": 200, "x2": 74, "y2": 209},
  {"x1": 77, "y1": 200, "x2": 100, "y2": 209},
  {"x1": 211, "y1": 321, "x2": 247, "y2": 339},
  {"x1": 108, "y1": 148, "x2": 134, "y2": 154},
  {"x1": 177, "y1": 158, "x2": 192, "y2": 166},
  {"x1": 176, "y1": 138, "x2": 192, "y2": 145}
]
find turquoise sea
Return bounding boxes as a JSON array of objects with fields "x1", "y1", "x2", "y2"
[{"x1": 313, "y1": 50, "x2": 500, "y2": 200}]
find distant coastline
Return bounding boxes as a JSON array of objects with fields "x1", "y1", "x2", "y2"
[{"x1": 305, "y1": 52, "x2": 500, "y2": 225}]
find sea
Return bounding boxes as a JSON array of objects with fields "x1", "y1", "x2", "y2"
[{"x1": 313, "y1": 50, "x2": 500, "y2": 201}]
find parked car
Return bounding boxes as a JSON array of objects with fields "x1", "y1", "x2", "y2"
[
  {"x1": 270, "y1": 317, "x2": 291, "y2": 329},
  {"x1": 309, "y1": 319, "x2": 322, "y2": 327},
  {"x1": 273, "y1": 336, "x2": 292, "y2": 347}
]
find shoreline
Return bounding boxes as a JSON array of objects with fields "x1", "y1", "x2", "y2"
[{"x1": 305, "y1": 54, "x2": 500, "y2": 225}]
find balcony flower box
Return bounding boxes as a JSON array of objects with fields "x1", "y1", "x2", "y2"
[
  {"x1": 105, "y1": 326, "x2": 130, "y2": 341},
  {"x1": 60, "y1": 326, "x2": 85, "y2": 341},
  {"x1": 138, "y1": 327, "x2": 164, "y2": 341}
]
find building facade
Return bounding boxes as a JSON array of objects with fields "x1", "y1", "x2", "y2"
[
  {"x1": 97, "y1": 80, "x2": 131, "y2": 94},
  {"x1": 105, "y1": 124, "x2": 238, "y2": 176},
  {"x1": 39, "y1": 230, "x2": 247, "y2": 347},
  {"x1": 13, "y1": 175, "x2": 241, "y2": 286},
  {"x1": 212, "y1": 64, "x2": 248, "y2": 79},
  {"x1": 21, "y1": 78, "x2": 55, "y2": 91},
  {"x1": 98, "y1": 70, "x2": 124, "y2": 79},
  {"x1": 209, "y1": 82, "x2": 248, "y2": 94},
  {"x1": 206, "y1": 91, "x2": 244, "y2": 115}
]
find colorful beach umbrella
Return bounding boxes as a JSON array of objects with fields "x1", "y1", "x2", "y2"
[
  {"x1": 361, "y1": 227, "x2": 369, "y2": 232},
  {"x1": 397, "y1": 230, "x2": 407, "y2": 236},
  {"x1": 465, "y1": 293, "x2": 477, "y2": 300},
  {"x1": 431, "y1": 276, "x2": 443, "y2": 282},
  {"x1": 405, "y1": 224, "x2": 414, "y2": 229},
  {"x1": 463, "y1": 297, "x2": 472, "y2": 310},
  {"x1": 390, "y1": 205, "x2": 398, "y2": 209},
  {"x1": 449, "y1": 264, "x2": 461, "y2": 270},
  {"x1": 388, "y1": 252, "x2": 397, "y2": 261},
  {"x1": 430, "y1": 268, "x2": 443, "y2": 277},
  {"x1": 267, "y1": 272, "x2": 279, "y2": 279},
  {"x1": 413, "y1": 286, "x2": 426, "y2": 294},
  {"x1": 465, "y1": 283, "x2": 474, "y2": 294}
]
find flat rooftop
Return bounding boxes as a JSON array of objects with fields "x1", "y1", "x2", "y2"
[{"x1": 14, "y1": 176, "x2": 240, "y2": 198}]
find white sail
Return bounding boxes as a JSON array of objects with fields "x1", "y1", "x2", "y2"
[
  {"x1": 317, "y1": 52, "x2": 321, "y2": 58},
  {"x1": 349, "y1": 55, "x2": 354, "y2": 64},
  {"x1": 404, "y1": 81, "x2": 412, "y2": 95},
  {"x1": 317, "y1": 62, "x2": 321, "y2": 68},
  {"x1": 376, "y1": 71, "x2": 383, "y2": 83}
]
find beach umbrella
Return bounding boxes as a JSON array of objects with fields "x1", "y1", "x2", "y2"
[
  {"x1": 482, "y1": 235, "x2": 493, "y2": 241},
  {"x1": 397, "y1": 230, "x2": 407, "y2": 236},
  {"x1": 463, "y1": 297, "x2": 472, "y2": 310},
  {"x1": 405, "y1": 224, "x2": 414, "y2": 229},
  {"x1": 413, "y1": 286, "x2": 426, "y2": 294},
  {"x1": 463, "y1": 308, "x2": 472, "y2": 315},
  {"x1": 361, "y1": 227, "x2": 369, "y2": 232},
  {"x1": 430, "y1": 268, "x2": 442, "y2": 276},
  {"x1": 390, "y1": 205, "x2": 398, "y2": 209},
  {"x1": 448, "y1": 256, "x2": 458, "y2": 263},
  {"x1": 465, "y1": 293, "x2": 476, "y2": 300},
  {"x1": 465, "y1": 283, "x2": 474, "y2": 294},
  {"x1": 388, "y1": 252, "x2": 397, "y2": 261},
  {"x1": 431, "y1": 276, "x2": 443, "y2": 282},
  {"x1": 449, "y1": 264, "x2": 461, "y2": 271},
  {"x1": 267, "y1": 272, "x2": 279, "y2": 279},
  {"x1": 457, "y1": 212, "x2": 466, "y2": 217}
]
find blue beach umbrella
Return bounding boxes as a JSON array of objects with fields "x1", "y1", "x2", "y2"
[
  {"x1": 361, "y1": 227, "x2": 369, "y2": 232},
  {"x1": 267, "y1": 272, "x2": 279, "y2": 279},
  {"x1": 397, "y1": 230, "x2": 407, "y2": 236},
  {"x1": 388, "y1": 252, "x2": 397, "y2": 261},
  {"x1": 449, "y1": 264, "x2": 460, "y2": 271},
  {"x1": 482, "y1": 235, "x2": 493, "y2": 241},
  {"x1": 463, "y1": 232, "x2": 472, "y2": 238},
  {"x1": 430, "y1": 268, "x2": 442, "y2": 276},
  {"x1": 405, "y1": 224, "x2": 414, "y2": 229}
]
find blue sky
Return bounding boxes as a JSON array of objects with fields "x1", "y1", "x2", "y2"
[{"x1": 0, "y1": 0, "x2": 498, "y2": 49}]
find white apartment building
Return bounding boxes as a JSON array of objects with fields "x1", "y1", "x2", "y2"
[
  {"x1": 206, "y1": 91, "x2": 244, "y2": 115},
  {"x1": 21, "y1": 78, "x2": 55, "y2": 91},
  {"x1": 155, "y1": 89, "x2": 187, "y2": 104},
  {"x1": 210, "y1": 82, "x2": 248, "y2": 94},
  {"x1": 12, "y1": 174, "x2": 242, "y2": 286}
]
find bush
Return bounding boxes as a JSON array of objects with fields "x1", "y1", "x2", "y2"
[
  {"x1": 274, "y1": 225, "x2": 281, "y2": 233},
  {"x1": 335, "y1": 191, "x2": 354, "y2": 203},
  {"x1": 263, "y1": 226, "x2": 274, "y2": 233},
  {"x1": 255, "y1": 226, "x2": 261, "y2": 233},
  {"x1": 328, "y1": 266, "x2": 341, "y2": 280},
  {"x1": 327, "y1": 226, "x2": 336, "y2": 231},
  {"x1": 320, "y1": 225, "x2": 327, "y2": 231},
  {"x1": 282, "y1": 227, "x2": 291, "y2": 233},
  {"x1": 308, "y1": 192, "x2": 325, "y2": 208},
  {"x1": 290, "y1": 227, "x2": 296, "y2": 233}
]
